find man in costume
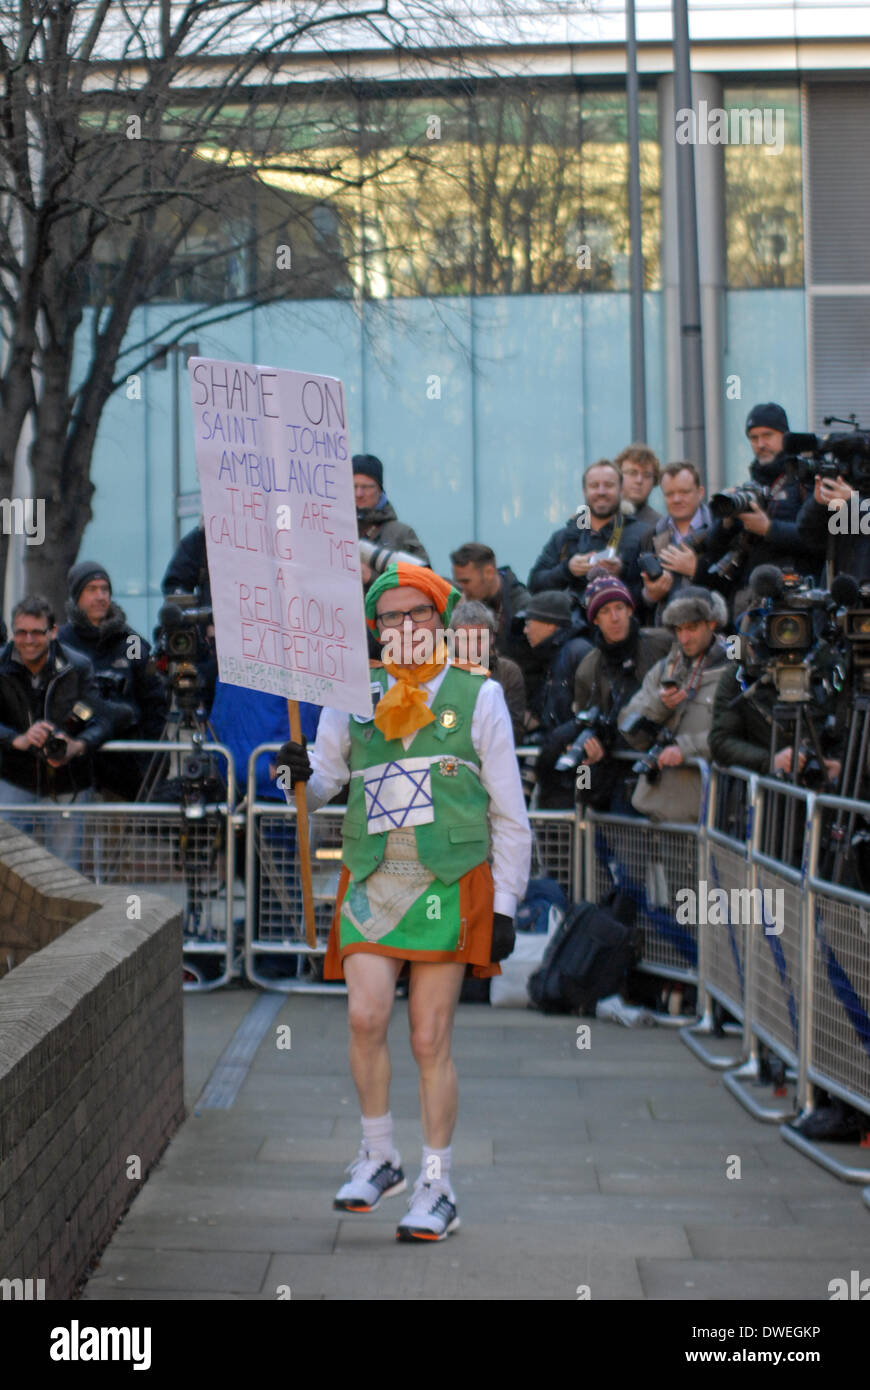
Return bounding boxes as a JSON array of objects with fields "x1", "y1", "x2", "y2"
[{"x1": 278, "y1": 562, "x2": 531, "y2": 1241}]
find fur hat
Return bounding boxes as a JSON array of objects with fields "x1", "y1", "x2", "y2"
[{"x1": 661, "y1": 586, "x2": 728, "y2": 630}]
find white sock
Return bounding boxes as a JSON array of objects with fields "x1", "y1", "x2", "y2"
[
  {"x1": 361, "y1": 1112, "x2": 394, "y2": 1161},
  {"x1": 422, "y1": 1144, "x2": 452, "y2": 1192}
]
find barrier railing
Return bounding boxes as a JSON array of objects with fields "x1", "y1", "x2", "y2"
[
  {"x1": 682, "y1": 766, "x2": 755, "y2": 1070},
  {"x1": 780, "y1": 792, "x2": 870, "y2": 1182},
  {"x1": 0, "y1": 740, "x2": 237, "y2": 992},
  {"x1": 579, "y1": 755, "x2": 707, "y2": 1024}
]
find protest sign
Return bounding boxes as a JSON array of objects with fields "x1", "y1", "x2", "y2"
[{"x1": 188, "y1": 357, "x2": 370, "y2": 717}]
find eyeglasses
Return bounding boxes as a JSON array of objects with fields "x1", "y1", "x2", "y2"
[
  {"x1": 13, "y1": 628, "x2": 49, "y2": 639},
  {"x1": 376, "y1": 604, "x2": 436, "y2": 626}
]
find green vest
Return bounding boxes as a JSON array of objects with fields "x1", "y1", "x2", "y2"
[{"x1": 342, "y1": 665, "x2": 491, "y2": 885}]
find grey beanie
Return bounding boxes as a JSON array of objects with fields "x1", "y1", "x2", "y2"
[
  {"x1": 661, "y1": 586, "x2": 728, "y2": 631},
  {"x1": 68, "y1": 560, "x2": 111, "y2": 602},
  {"x1": 523, "y1": 590, "x2": 573, "y2": 626}
]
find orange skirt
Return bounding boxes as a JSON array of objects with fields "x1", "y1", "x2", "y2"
[{"x1": 323, "y1": 860, "x2": 501, "y2": 981}]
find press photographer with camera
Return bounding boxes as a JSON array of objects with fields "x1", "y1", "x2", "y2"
[
  {"x1": 618, "y1": 588, "x2": 728, "y2": 821},
  {"x1": 162, "y1": 524, "x2": 217, "y2": 715},
  {"x1": 354, "y1": 454, "x2": 430, "y2": 587},
  {"x1": 0, "y1": 596, "x2": 113, "y2": 866},
  {"x1": 638, "y1": 462, "x2": 712, "y2": 624},
  {"x1": 527, "y1": 460, "x2": 646, "y2": 626},
  {"x1": 700, "y1": 403, "x2": 825, "y2": 614},
  {"x1": 794, "y1": 421, "x2": 870, "y2": 585},
  {"x1": 709, "y1": 566, "x2": 844, "y2": 786},
  {"x1": 518, "y1": 590, "x2": 592, "y2": 806},
  {"x1": 546, "y1": 571, "x2": 671, "y2": 813},
  {"x1": 57, "y1": 562, "x2": 169, "y2": 798}
]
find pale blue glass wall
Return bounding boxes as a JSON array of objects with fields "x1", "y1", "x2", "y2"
[{"x1": 82, "y1": 288, "x2": 804, "y2": 638}]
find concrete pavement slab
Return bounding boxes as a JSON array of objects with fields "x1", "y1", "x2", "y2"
[{"x1": 637, "y1": 1257, "x2": 850, "y2": 1301}]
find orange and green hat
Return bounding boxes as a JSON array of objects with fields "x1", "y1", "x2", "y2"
[{"x1": 364, "y1": 563, "x2": 460, "y2": 631}]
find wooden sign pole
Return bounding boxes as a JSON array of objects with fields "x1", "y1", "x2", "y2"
[{"x1": 288, "y1": 699, "x2": 317, "y2": 949}]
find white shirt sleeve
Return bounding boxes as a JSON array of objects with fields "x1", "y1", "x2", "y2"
[
  {"x1": 282, "y1": 706, "x2": 351, "y2": 812},
  {"x1": 470, "y1": 677, "x2": 532, "y2": 918}
]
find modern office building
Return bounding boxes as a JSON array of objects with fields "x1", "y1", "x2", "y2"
[{"x1": 75, "y1": 1, "x2": 870, "y2": 631}]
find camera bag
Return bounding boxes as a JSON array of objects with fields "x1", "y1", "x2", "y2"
[{"x1": 528, "y1": 888, "x2": 641, "y2": 1015}]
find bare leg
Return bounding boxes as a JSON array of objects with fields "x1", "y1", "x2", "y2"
[
  {"x1": 407, "y1": 961, "x2": 467, "y2": 1148},
  {"x1": 343, "y1": 953, "x2": 404, "y2": 1116}
]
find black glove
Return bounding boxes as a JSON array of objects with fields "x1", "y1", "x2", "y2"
[
  {"x1": 490, "y1": 913, "x2": 516, "y2": 963},
  {"x1": 275, "y1": 738, "x2": 312, "y2": 789}
]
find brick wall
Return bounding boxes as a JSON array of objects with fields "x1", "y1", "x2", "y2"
[{"x1": 0, "y1": 820, "x2": 184, "y2": 1300}]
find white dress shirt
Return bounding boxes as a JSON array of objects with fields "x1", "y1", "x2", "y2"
[{"x1": 297, "y1": 664, "x2": 531, "y2": 917}]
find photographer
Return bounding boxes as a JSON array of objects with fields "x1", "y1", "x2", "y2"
[
  {"x1": 519, "y1": 591, "x2": 592, "y2": 805},
  {"x1": 527, "y1": 460, "x2": 645, "y2": 625},
  {"x1": 619, "y1": 588, "x2": 728, "y2": 821},
  {"x1": 57, "y1": 562, "x2": 169, "y2": 798},
  {"x1": 638, "y1": 462, "x2": 712, "y2": 624},
  {"x1": 547, "y1": 572, "x2": 671, "y2": 813},
  {"x1": 0, "y1": 596, "x2": 113, "y2": 866},
  {"x1": 701, "y1": 403, "x2": 825, "y2": 614},
  {"x1": 354, "y1": 454, "x2": 430, "y2": 583},
  {"x1": 797, "y1": 472, "x2": 870, "y2": 585}
]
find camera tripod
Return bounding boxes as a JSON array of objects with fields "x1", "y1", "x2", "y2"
[
  {"x1": 821, "y1": 693, "x2": 870, "y2": 886},
  {"x1": 765, "y1": 701, "x2": 830, "y2": 866}
]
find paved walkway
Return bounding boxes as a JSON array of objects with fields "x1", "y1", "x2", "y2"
[{"x1": 81, "y1": 988, "x2": 868, "y2": 1301}]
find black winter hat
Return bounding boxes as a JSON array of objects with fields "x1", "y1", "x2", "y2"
[
  {"x1": 523, "y1": 590, "x2": 573, "y2": 627},
  {"x1": 68, "y1": 560, "x2": 111, "y2": 603},
  {"x1": 745, "y1": 402, "x2": 789, "y2": 436},
  {"x1": 352, "y1": 453, "x2": 384, "y2": 489}
]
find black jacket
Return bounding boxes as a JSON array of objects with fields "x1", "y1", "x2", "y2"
[
  {"x1": 57, "y1": 602, "x2": 169, "y2": 739},
  {"x1": 163, "y1": 525, "x2": 211, "y2": 602},
  {"x1": 709, "y1": 662, "x2": 846, "y2": 774},
  {"x1": 491, "y1": 566, "x2": 532, "y2": 666},
  {"x1": 528, "y1": 510, "x2": 645, "y2": 614},
  {"x1": 699, "y1": 456, "x2": 824, "y2": 607},
  {"x1": 0, "y1": 641, "x2": 113, "y2": 795},
  {"x1": 796, "y1": 493, "x2": 870, "y2": 585},
  {"x1": 528, "y1": 627, "x2": 594, "y2": 735}
]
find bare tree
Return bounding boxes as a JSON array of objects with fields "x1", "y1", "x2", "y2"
[{"x1": 0, "y1": 0, "x2": 543, "y2": 610}]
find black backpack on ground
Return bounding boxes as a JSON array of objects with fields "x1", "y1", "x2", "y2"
[{"x1": 528, "y1": 888, "x2": 641, "y2": 1015}]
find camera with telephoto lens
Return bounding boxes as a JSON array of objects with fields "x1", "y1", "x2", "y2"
[
  {"x1": 709, "y1": 482, "x2": 771, "y2": 522},
  {"x1": 784, "y1": 418, "x2": 870, "y2": 492},
  {"x1": 359, "y1": 539, "x2": 427, "y2": 575},
  {"x1": 840, "y1": 581, "x2": 870, "y2": 695},
  {"x1": 43, "y1": 702, "x2": 94, "y2": 761},
  {"x1": 554, "y1": 705, "x2": 619, "y2": 772},
  {"x1": 620, "y1": 711, "x2": 678, "y2": 784}
]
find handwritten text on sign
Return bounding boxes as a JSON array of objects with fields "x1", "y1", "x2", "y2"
[{"x1": 189, "y1": 358, "x2": 370, "y2": 715}]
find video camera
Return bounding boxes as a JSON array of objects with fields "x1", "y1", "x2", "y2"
[
  {"x1": 43, "y1": 701, "x2": 94, "y2": 762},
  {"x1": 784, "y1": 416, "x2": 870, "y2": 492},
  {"x1": 554, "y1": 705, "x2": 619, "y2": 772},
  {"x1": 155, "y1": 591, "x2": 213, "y2": 713},
  {"x1": 746, "y1": 566, "x2": 841, "y2": 704}
]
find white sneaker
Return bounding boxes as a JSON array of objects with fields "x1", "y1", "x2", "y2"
[
  {"x1": 333, "y1": 1148, "x2": 406, "y2": 1212},
  {"x1": 395, "y1": 1180, "x2": 460, "y2": 1242}
]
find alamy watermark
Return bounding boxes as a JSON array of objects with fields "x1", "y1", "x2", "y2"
[
  {"x1": 676, "y1": 881, "x2": 784, "y2": 935},
  {"x1": 0, "y1": 497, "x2": 44, "y2": 546},
  {"x1": 379, "y1": 627, "x2": 490, "y2": 668},
  {"x1": 675, "y1": 102, "x2": 785, "y2": 155}
]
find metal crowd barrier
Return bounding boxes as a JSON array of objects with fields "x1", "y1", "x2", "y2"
[
  {"x1": 578, "y1": 753, "x2": 706, "y2": 1023},
  {"x1": 780, "y1": 792, "x2": 870, "y2": 1182},
  {"x1": 0, "y1": 740, "x2": 237, "y2": 993},
  {"x1": 243, "y1": 742, "x2": 578, "y2": 991},
  {"x1": 683, "y1": 765, "x2": 754, "y2": 1070}
]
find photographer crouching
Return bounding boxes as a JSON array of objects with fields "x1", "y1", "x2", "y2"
[
  {"x1": 0, "y1": 596, "x2": 113, "y2": 868},
  {"x1": 618, "y1": 588, "x2": 729, "y2": 822},
  {"x1": 544, "y1": 570, "x2": 671, "y2": 814}
]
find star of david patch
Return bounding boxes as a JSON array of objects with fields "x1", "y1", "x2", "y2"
[{"x1": 362, "y1": 757, "x2": 435, "y2": 834}]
